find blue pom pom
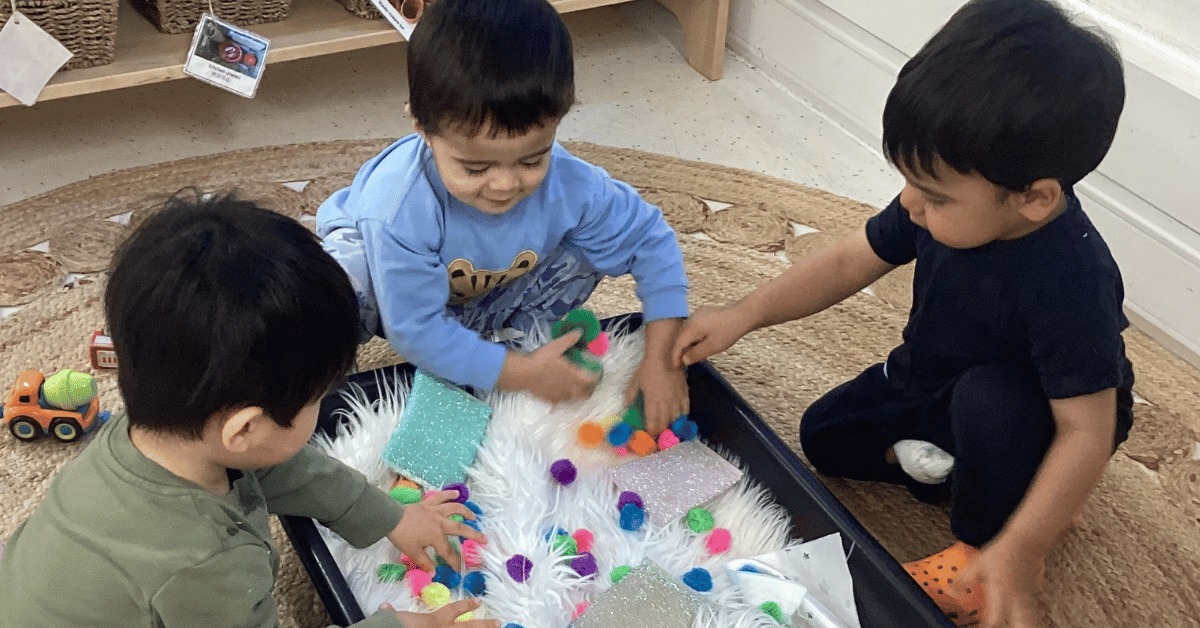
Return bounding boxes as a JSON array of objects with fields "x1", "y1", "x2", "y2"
[
  {"x1": 462, "y1": 517, "x2": 482, "y2": 532},
  {"x1": 671, "y1": 416, "x2": 698, "y2": 441},
  {"x1": 682, "y1": 567, "x2": 713, "y2": 592},
  {"x1": 618, "y1": 502, "x2": 645, "y2": 531},
  {"x1": 738, "y1": 564, "x2": 764, "y2": 574},
  {"x1": 434, "y1": 564, "x2": 462, "y2": 588},
  {"x1": 503, "y1": 624, "x2": 524, "y2": 628},
  {"x1": 463, "y1": 571, "x2": 487, "y2": 595},
  {"x1": 542, "y1": 525, "x2": 569, "y2": 541},
  {"x1": 607, "y1": 422, "x2": 633, "y2": 446},
  {"x1": 464, "y1": 500, "x2": 483, "y2": 517}
]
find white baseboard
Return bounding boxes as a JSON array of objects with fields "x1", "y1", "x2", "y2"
[{"x1": 727, "y1": 0, "x2": 1200, "y2": 368}]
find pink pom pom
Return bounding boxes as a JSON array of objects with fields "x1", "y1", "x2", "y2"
[
  {"x1": 424, "y1": 490, "x2": 439, "y2": 500},
  {"x1": 406, "y1": 568, "x2": 433, "y2": 596},
  {"x1": 401, "y1": 554, "x2": 420, "y2": 571},
  {"x1": 613, "y1": 445, "x2": 630, "y2": 457},
  {"x1": 705, "y1": 528, "x2": 732, "y2": 555},
  {"x1": 572, "y1": 529, "x2": 594, "y2": 553},
  {"x1": 573, "y1": 601, "x2": 591, "y2": 619},
  {"x1": 657, "y1": 429, "x2": 680, "y2": 450},
  {"x1": 462, "y1": 539, "x2": 484, "y2": 568},
  {"x1": 586, "y1": 332, "x2": 610, "y2": 356}
]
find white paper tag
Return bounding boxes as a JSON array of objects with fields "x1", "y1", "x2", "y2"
[
  {"x1": 0, "y1": 11, "x2": 73, "y2": 106},
  {"x1": 183, "y1": 13, "x2": 270, "y2": 98},
  {"x1": 366, "y1": 0, "x2": 419, "y2": 40}
]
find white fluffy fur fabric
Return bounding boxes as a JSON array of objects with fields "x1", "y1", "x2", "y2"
[{"x1": 314, "y1": 328, "x2": 804, "y2": 628}]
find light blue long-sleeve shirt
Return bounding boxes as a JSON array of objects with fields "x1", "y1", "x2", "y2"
[{"x1": 317, "y1": 134, "x2": 688, "y2": 390}]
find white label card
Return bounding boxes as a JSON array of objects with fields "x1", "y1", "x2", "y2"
[
  {"x1": 365, "y1": 0, "x2": 419, "y2": 40},
  {"x1": 0, "y1": 11, "x2": 73, "y2": 106},
  {"x1": 183, "y1": 14, "x2": 270, "y2": 99}
]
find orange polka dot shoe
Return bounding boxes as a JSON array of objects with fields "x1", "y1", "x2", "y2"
[{"x1": 903, "y1": 542, "x2": 985, "y2": 626}]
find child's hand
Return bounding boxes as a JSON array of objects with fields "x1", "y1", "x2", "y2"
[
  {"x1": 673, "y1": 304, "x2": 757, "y2": 367},
  {"x1": 385, "y1": 490, "x2": 487, "y2": 573},
  {"x1": 497, "y1": 330, "x2": 600, "y2": 403},
  {"x1": 959, "y1": 537, "x2": 1045, "y2": 628},
  {"x1": 626, "y1": 357, "x2": 688, "y2": 435},
  {"x1": 383, "y1": 599, "x2": 500, "y2": 628}
]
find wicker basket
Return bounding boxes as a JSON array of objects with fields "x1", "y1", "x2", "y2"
[
  {"x1": 0, "y1": 0, "x2": 119, "y2": 70},
  {"x1": 128, "y1": 0, "x2": 290, "y2": 34}
]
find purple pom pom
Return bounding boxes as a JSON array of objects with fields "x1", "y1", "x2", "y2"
[
  {"x1": 550, "y1": 459, "x2": 577, "y2": 485},
  {"x1": 442, "y1": 482, "x2": 470, "y2": 503},
  {"x1": 572, "y1": 552, "x2": 598, "y2": 577},
  {"x1": 506, "y1": 554, "x2": 533, "y2": 582},
  {"x1": 619, "y1": 502, "x2": 645, "y2": 531},
  {"x1": 617, "y1": 490, "x2": 643, "y2": 511}
]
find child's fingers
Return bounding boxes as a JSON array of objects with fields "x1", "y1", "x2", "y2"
[
  {"x1": 435, "y1": 598, "x2": 498, "y2": 627},
  {"x1": 421, "y1": 490, "x2": 460, "y2": 506},
  {"x1": 545, "y1": 329, "x2": 583, "y2": 353},
  {"x1": 431, "y1": 535, "x2": 463, "y2": 571},
  {"x1": 409, "y1": 549, "x2": 437, "y2": 574}
]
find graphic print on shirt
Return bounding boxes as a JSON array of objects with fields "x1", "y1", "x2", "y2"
[{"x1": 447, "y1": 250, "x2": 539, "y2": 303}]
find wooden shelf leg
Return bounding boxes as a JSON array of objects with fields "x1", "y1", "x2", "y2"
[{"x1": 654, "y1": 0, "x2": 730, "y2": 80}]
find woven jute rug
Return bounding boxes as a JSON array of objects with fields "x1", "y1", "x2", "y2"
[{"x1": 1, "y1": 140, "x2": 1197, "y2": 628}]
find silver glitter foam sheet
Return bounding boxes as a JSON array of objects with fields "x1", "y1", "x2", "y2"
[
  {"x1": 609, "y1": 440, "x2": 744, "y2": 527},
  {"x1": 571, "y1": 559, "x2": 710, "y2": 628}
]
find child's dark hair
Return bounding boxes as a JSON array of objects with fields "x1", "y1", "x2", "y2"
[
  {"x1": 883, "y1": 0, "x2": 1125, "y2": 191},
  {"x1": 105, "y1": 190, "x2": 359, "y2": 439},
  {"x1": 407, "y1": 0, "x2": 575, "y2": 137}
]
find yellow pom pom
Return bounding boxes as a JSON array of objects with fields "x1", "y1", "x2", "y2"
[
  {"x1": 455, "y1": 611, "x2": 475, "y2": 622},
  {"x1": 597, "y1": 414, "x2": 621, "y2": 430},
  {"x1": 421, "y1": 582, "x2": 451, "y2": 608}
]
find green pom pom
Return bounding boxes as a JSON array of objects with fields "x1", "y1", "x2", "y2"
[
  {"x1": 759, "y1": 601, "x2": 785, "y2": 624},
  {"x1": 42, "y1": 369, "x2": 97, "y2": 410},
  {"x1": 390, "y1": 486, "x2": 422, "y2": 504},
  {"x1": 610, "y1": 565, "x2": 631, "y2": 584},
  {"x1": 564, "y1": 347, "x2": 604, "y2": 374},
  {"x1": 450, "y1": 514, "x2": 464, "y2": 522},
  {"x1": 621, "y1": 393, "x2": 645, "y2": 430},
  {"x1": 686, "y1": 507, "x2": 714, "y2": 533},
  {"x1": 553, "y1": 533, "x2": 578, "y2": 556},
  {"x1": 551, "y1": 308, "x2": 601, "y2": 345},
  {"x1": 377, "y1": 563, "x2": 408, "y2": 582}
]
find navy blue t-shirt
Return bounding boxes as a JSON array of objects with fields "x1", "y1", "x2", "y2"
[{"x1": 866, "y1": 193, "x2": 1133, "y2": 401}]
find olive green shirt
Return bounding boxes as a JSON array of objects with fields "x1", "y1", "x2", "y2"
[{"x1": 0, "y1": 414, "x2": 405, "y2": 628}]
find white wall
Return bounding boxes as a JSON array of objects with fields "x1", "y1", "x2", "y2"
[{"x1": 726, "y1": 0, "x2": 1200, "y2": 366}]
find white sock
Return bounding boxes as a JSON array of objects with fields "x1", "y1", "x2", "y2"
[{"x1": 892, "y1": 439, "x2": 955, "y2": 484}]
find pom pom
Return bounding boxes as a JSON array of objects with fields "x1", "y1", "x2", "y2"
[
  {"x1": 551, "y1": 308, "x2": 601, "y2": 343},
  {"x1": 421, "y1": 582, "x2": 451, "y2": 608},
  {"x1": 577, "y1": 421, "x2": 605, "y2": 447},
  {"x1": 550, "y1": 459, "x2": 577, "y2": 485},
  {"x1": 503, "y1": 624, "x2": 525, "y2": 628},
  {"x1": 612, "y1": 445, "x2": 629, "y2": 457},
  {"x1": 628, "y1": 430, "x2": 657, "y2": 456},
  {"x1": 553, "y1": 533, "x2": 578, "y2": 556},
  {"x1": 464, "y1": 501, "x2": 483, "y2": 517},
  {"x1": 506, "y1": 554, "x2": 533, "y2": 582},
  {"x1": 456, "y1": 611, "x2": 475, "y2": 622},
  {"x1": 442, "y1": 482, "x2": 470, "y2": 503},
  {"x1": 760, "y1": 601, "x2": 785, "y2": 624},
  {"x1": 461, "y1": 539, "x2": 483, "y2": 568},
  {"x1": 617, "y1": 491, "x2": 643, "y2": 511},
  {"x1": 597, "y1": 414, "x2": 622, "y2": 430},
  {"x1": 463, "y1": 571, "x2": 487, "y2": 596},
  {"x1": 572, "y1": 529, "x2": 594, "y2": 553},
  {"x1": 377, "y1": 563, "x2": 407, "y2": 582},
  {"x1": 621, "y1": 400, "x2": 645, "y2": 431},
  {"x1": 573, "y1": 601, "x2": 591, "y2": 619},
  {"x1": 450, "y1": 514, "x2": 464, "y2": 522},
  {"x1": 389, "y1": 486, "x2": 421, "y2": 505},
  {"x1": 657, "y1": 429, "x2": 680, "y2": 450},
  {"x1": 686, "y1": 507, "x2": 714, "y2": 533},
  {"x1": 434, "y1": 564, "x2": 462, "y2": 588},
  {"x1": 401, "y1": 554, "x2": 421, "y2": 571},
  {"x1": 705, "y1": 528, "x2": 732, "y2": 555},
  {"x1": 619, "y1": 502, "x2": 645, "y2": 531},
  {"x1": 406, "y1": 569, "x2": 433, "y2": 596},
  {"x1": 606, "y1": 422, "x2": 633, "y2": 447},
  {"x1": 681, "y1": 568, "x2": 713, "y2": 592},
  {"x1": 543, "y1": 526, "x2": 569, "y2": 541},
  {"x1": 572, "y1": 552, "x2": 598, "y2": 577},
  {"x1": 392, "y1": 478, "x2": 420, "y2": 490},
  {"x1": 586, "y1": 331, "x2": 610, "y2": 356},
  {"x1": 671, "y1": 417, "x2": 698, "y2": 441},
  {"x1": 610, "y1": 564, "x2": 632, "y2": 584},
  {"x1": 739, "y1": 564, "x2": 764, "y2": 573}
]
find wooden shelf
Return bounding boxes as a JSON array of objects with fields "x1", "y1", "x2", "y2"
[{"x1": 0, "y1": 0, "x2": 650, "y2": 108}]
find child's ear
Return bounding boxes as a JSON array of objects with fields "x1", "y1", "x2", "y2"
[
  {"x1": 219, "y1": 407, "x2": 266, "y2": 454},
  {"x1": 406, "y1": 103, "x2": 424, "y2": 137},
  {"x1": 1017, "y1": 178, "x2": 1063, "y2": 222}
]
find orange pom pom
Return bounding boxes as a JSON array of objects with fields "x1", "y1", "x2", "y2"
[
  {"x1": 628, "y1": 430, "x2": 657, "y2": 456},
  {"x1": 577, "y1": 421, "x2": 605, "y2": 447},
  {"x1": 392, "y1": 477, "x2": 420, "y2": 490}
]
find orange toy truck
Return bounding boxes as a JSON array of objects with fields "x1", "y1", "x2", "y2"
[{"x1": 2, "y1": 370, "x2": 109, "y2": 443}]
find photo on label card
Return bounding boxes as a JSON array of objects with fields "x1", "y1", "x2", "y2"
[{"x1": 183, "y1": 13, "x2": 270, "y2": 98}]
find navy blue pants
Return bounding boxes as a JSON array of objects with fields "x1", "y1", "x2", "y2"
[{"x1": 799, "y1": 362, "x2": 1133, "y2": 547}]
